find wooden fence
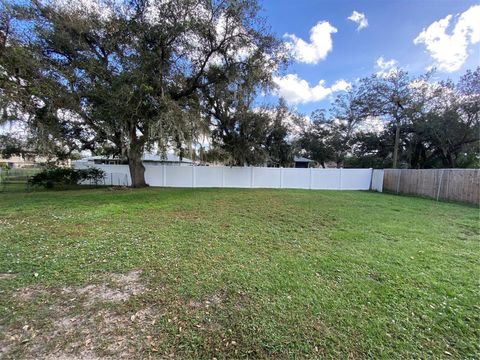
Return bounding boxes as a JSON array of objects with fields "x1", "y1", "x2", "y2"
[{"x1": 383, "y1": 169, "x2": 480, "y2": 205}]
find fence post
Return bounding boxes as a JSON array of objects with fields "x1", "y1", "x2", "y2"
[
  {"x1": 396, "y1": 169, "x2": 401, "y2": 194},
  {"x1": 436, "y1": 169, "x2": 444, "y2": 201},
  {"x1": 309, "y1": 167, "x2": 313, "y2": 190},
  {"x1": 369, "y1": 168, "x2": 373, "y2": 190},
  {"x1": 222, "y1": 167, "x2": 225, "y2": 188},
  {"x1": 280, "y1": 167, "x2": 284, "y2": 188},
  {"x1": 339, "y1": 168, "x2": 342, "y2": 190},
  {"x1": 192, "y1": 166, "x2": 196, "y2": 188},
  {"x1": 162, "y1": 164, "x2": 166, "y2": 187},
  {"x1": 445, "y1": 169, "x2": 450, "y2": 201},
  {"x1": 250, "y1": 167, "x2": 254, "y2": 188}
]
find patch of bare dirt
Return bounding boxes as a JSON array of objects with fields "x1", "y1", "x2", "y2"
[
  {"x1": 187, "y1": 292, "x2": 225, "y2": 310},
  {"x1": 2, "y1": 270, "x2": 154, "y2": 359},
  {"x1": 74, "y1": 270, "x2": 145, "y2": 305},
  {"x1": 110, "y1": 270, "x2": 145, "y2": 295},
  {"x1": 0, "y1": 218, "x2": 14, "y2": 229},
  {"x1": 77, "y1": 284, "x2": 132, "y2": 305},
  {"x1": 40, "y1": 350, "x2": 103, "y2": 360},
  {"x1": 12, "y1": 286, "x2": 49, "y2": 302},
  {"x1": 0, "y1": 273, "x2": 16, "y2": 280}
]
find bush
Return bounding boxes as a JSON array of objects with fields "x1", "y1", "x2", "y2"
[
  {"x1": 81, "y1": 167, "x2": 106, "y2": 185},
  {"x1": 29, "y1": 167, "x2": 105, "y2": 189}
]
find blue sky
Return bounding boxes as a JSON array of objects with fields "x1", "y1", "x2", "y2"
[{"x1": 258, "y1": 0, "x2": 480, "y2": 115}]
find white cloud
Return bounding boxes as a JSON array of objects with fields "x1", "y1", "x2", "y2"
[
  {"x1": 375, "y1": 56, "x2": 398, "y2": 77},
  {"x1": 413, "y1": 5, "x2": 480, "y2": 72},
  {"x1": 347, "y1": 11, "x2": 368, "y2": 31},
  {"x1": 284, "y1": 21, "x2": 337, "y2": 64},
  {"x1": 273, "y1": 74, "x2": 351, "y2": 104}
]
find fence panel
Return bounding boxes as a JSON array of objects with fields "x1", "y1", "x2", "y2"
[
  {"x1": 144, "y1": 165, "x2": 164, "y2": 186},
  {"x1": 85, "y1": 165, "x2": 131, "y2": 186},
  {"x1": 164, "y1": 166, "x2": 193, "y2": 187},
  {"x1": 282, "y1": 168, "x2": 310, "y2": 189},
  {"x1": 383, "y1": 169, "x2": 479, "y2": 205},
  {"x1": 311, "y1": 169, "x2": 340, "y2": 190},
  {"x1": 371, "y1": 170, "x2": 384, "y2": 192},
  {"x1": 195, "y1": 166, "x2": 223, "y2": 188},
  {"x1": 252, "y1": 167, "x2": 281, "y2": 188},
  {"x1": 223, "y1": 167, "x2": 252, "y2": 188},
  {"x1": 341, "y1": 169, "x2": 372, "y2": 190}
]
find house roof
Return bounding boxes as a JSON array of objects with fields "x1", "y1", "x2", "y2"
[
  {"x1": 142, "y1": 153, "x2": 192, "y2": 163},
  {"x1": 81, "y1": 153, "x2": 192, "y2": 163},
  {"x1": 294, "y1": 156, "x2": 314, "y2": 163}
]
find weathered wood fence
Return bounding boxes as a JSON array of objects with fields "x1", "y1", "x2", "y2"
[{"x1": 383, "y1": 169, "x2": 480, "y2": 205}]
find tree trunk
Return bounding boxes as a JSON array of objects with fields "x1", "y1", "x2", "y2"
[
  {"x1": 127, "y1": 147, "x2": 148, "y2": 188},
  {"x1": 392, "y1": 117, "x2": 401, "y2": 168},
  {"x1": 447, "y1": 152, "x2": 455, "y2": 168}
]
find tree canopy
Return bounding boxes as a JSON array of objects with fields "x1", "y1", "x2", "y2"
[
  {"x1": 1, "y1": 0, "x2": 286, "y2": 186},
  {"x1": 296, "y1": 67, "x2": 480, "y2": 169}
]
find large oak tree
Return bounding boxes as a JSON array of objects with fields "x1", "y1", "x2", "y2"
[{"x1": 1, "y1": 0, "x2": 283, "y2": 186}]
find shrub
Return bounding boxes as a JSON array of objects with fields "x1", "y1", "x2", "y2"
[
  {"x1": 28, "y1": 167, "x2": 105, "y2": 189},
  {"x1": 81, "y1": 167, "x2": 106, "y2": 185}
]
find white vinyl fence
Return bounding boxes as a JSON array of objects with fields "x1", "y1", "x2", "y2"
[
  {"x1": 370, "y1": 169, "x2": 384, "y2": 192},
  {"x1": 75, "y1": 163, "x2": 374, "y2": 190}
]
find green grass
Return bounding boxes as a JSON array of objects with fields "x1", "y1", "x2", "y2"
[{"x1": 0, "y1": 188, "x2": 478, "y2": 359}]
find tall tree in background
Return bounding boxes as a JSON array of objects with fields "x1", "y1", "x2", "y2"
[
  {"x1": 409, "y1": 69, "x2": 479, "y2": 167},
  {"x1": 359, "y1": 69, "x2": 412, "y2": 168},
  {"x1": 201, "y1": 40, "x2": 287, "y2": 166},
  {"x1": 297, "y1": 67, "x2": 479, "y2": 169},
  {"x1": 296, "y1": 86, "x2": 368, "y2": 168},
  {"x1": 296, "y1": 109, "x2": 333, "y2": 168},
  {"x1": 345, "y1": 67, "x2": 479, "y2": 168},
  {"x1": 1, "y1": 0, "x2": 284, "y2": 186},
  {"x1": 204, "y1": 98, "x2": 294, "y2": 167},
  {"x1": 265, "y1": 99, "x2": 294, "y2": 167},
  {"x1": 327, "y1": 85, "x2": 368, "y2": 167}
]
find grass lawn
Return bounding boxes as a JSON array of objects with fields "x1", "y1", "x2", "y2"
[{"x1": 0, "y1": 188, "x2": 478, "y2": 359}]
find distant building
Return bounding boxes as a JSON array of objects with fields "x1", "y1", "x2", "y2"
[
  {"x1": 0, "y1": 154, "x2": 71, "y2": 168},
  {"x1": 74, "y1": 153, "x2": 193, "y2": 167},
  {"x1": 294, "y1": 156, "x2": 314, "y2": 168}
]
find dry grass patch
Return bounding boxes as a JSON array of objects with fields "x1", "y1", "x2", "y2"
[{"x1": 0, "y1": 270, "x2": 158, "y2": 359}]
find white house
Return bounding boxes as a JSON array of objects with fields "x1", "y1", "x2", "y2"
[{"x1": 73, "y1": 153, "x2": 193, "y2": 167}]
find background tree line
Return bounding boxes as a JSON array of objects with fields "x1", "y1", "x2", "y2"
[
  {"x1": 197, "y1": 67, "x2": 479, "y2": 170},
  {"x1": 296, "y1": 68, "x2": 479, "y2": 169}
]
